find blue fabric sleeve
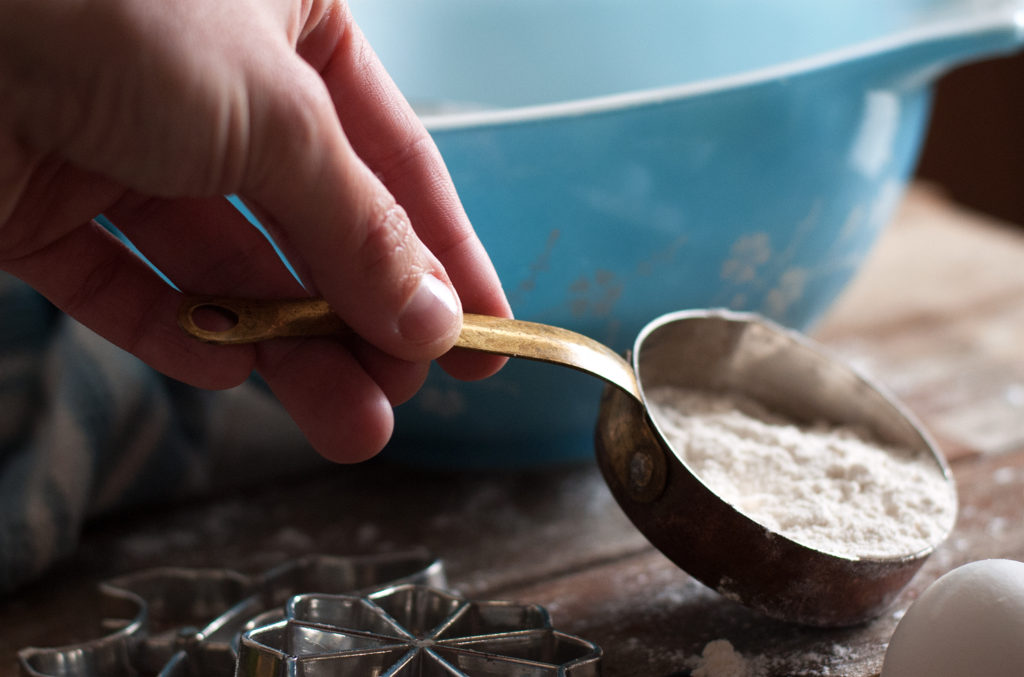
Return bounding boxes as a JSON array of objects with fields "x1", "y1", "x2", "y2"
[{"x1": 0, "y1": 272, "x2": 324, "y2": 593}]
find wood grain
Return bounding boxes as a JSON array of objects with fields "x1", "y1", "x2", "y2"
[{"x1": 2, "y1": 185, "x2": 1022, "y2": 676}]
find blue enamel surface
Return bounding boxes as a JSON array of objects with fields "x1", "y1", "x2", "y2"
[{"x1": 345, "y1": 2, "x2": 1024, "y2": 465}]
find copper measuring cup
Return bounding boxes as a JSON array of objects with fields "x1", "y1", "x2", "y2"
[{"x1": 179, "y1": 297, "x2": 955, "y2": 627}]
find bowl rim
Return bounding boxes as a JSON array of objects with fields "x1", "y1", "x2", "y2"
[{"x1": 420, "y1": 7, "x2": 1023, "y2": 132}]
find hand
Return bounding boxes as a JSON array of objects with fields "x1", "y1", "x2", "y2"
[{"x1": 0, "y1": 0, "x2": 511, "y2": 462}]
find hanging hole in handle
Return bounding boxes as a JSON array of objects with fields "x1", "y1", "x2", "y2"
[
  {"x1": 179, "y1": 296, "x2": 345, "y2": 344},
  {"x1": 178, "y1": 298, "x2": 253, "y2": 344},
  {"x1": 189, "y1": 303, "x2": 240, "y2": 333}
]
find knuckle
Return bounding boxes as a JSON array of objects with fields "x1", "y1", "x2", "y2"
[
  {"x1": 355, "y1": 196, "x2": 418, "y2": 279},
  {"x1": 245, "y1": 64, "x2": 332, "y2": 191},
  {"x1": 0, "y1": 155, "x2": 64, "y2": 263},
  {"x1": 372, "y1": 134, "x2": 437, "y2": 189},
  {"x1": 59, "y1": 248, "x2": 121, "y2": 317}
]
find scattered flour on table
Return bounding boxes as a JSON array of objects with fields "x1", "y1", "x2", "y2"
[
  {"x1": 687, "y1": 639, "x2": 762, "y2": 677},
  {"x1": 685, "y1": 639, "x2": 854, "y2": 676},
  {"x1": 646, "y1": 387, "x2": 956, "y2": 558}
]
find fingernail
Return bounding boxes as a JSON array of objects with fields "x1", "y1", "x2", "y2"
[{"x1": 398, "y1": 273, "x2": 460, "y2": 344}]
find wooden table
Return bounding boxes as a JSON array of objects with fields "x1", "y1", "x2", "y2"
[{"x1": 2, "y1": 184, "x2": 1023, "y2": 676}]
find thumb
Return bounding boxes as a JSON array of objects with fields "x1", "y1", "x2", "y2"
[{"x1": 243, "y1": 63, "x2": 462, "y2": 363}]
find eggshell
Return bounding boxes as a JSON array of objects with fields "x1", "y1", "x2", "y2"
[{"x1": 881, "y1": 559, "x2": 1024, "y2": 677}]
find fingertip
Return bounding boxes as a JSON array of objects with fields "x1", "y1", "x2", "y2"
[
  {"x1": 255, "y1": 337, "x2": 397, "y2": 464},
  {"x1": 312, "y1": 394, "x2": 394, "y2": 464},
  {"x1": 436, "y1": 350, "x2": 509, "y2": 382},
  {"x1": 435, "y1": 288, "x2": 512, "y2": 381},
  {"x1": 348, "y1": 340, "x2": 431, "y2": 407}
]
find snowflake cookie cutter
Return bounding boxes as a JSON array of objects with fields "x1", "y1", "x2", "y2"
[
  {"x1": 17, "y1": 551, "x2": 446, "y2": 677},
  {"x1": 237, "y1": 584, "x2": 602, "y2": 676},
  {"x1": 17, "y1": 552, "x2": 602, "y2": 676}
]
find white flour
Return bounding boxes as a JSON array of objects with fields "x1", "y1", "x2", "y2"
[
  {"x1": 688, "y1": 639, "x2": 760, "y2": 677},
  {"x1": 646, "y1": 386, "x2": 956, "y2": 558}
]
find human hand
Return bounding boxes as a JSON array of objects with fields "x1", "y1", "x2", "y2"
[{"x1": 0, "y1": 0, "x2": 511, "y2": 462}]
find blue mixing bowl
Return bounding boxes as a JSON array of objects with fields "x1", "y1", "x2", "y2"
[{"x1": 346, "y1": 0, "x2": 1024, "y2": 466}]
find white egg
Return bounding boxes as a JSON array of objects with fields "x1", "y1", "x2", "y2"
[{"x1": 881, "y1": 559, "x2": 1024, "y2": 677}]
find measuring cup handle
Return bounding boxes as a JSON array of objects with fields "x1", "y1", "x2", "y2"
[
  {"x1": 177, "y1": 296, "x2": 347, "y2": 345},
  {"x1": 178, "y1": 296, "x2": 641, "y2": 400}
]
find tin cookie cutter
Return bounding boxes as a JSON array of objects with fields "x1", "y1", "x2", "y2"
[
  {"x1": 238, "y1": 584, "x2": 602, "y2": 676},
  {"x1": 17, "y1": 551, "x2": 603, "y2": 676},
  {"x1": 18, "y1": 551, "x2": 445, "y2": 677}
]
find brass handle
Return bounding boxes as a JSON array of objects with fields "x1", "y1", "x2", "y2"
[
  {"x1": 178, "y1": 296, "x2": 641, "y2": 400},
  {"x1": 177, "y1": 297, "x2": 347, "y2": 344}
]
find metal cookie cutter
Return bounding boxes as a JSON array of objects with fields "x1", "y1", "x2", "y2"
[
  {"x1": 17, "y1": 584, "x2": 147, "y2": 677},
  {"x1": 17, "y1": 551, "x2": 446, "y2": 677},
  {"x1": 98, "y1": 565, "x2": 261, "y2": 676},
  {"x1": 237, "y1": 584, "x2": 603, "y2": 676}
]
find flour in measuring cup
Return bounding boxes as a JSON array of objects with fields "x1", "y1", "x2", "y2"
[{"x1": 645, "y1": 386, "x2": 956, "y2": 558}]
